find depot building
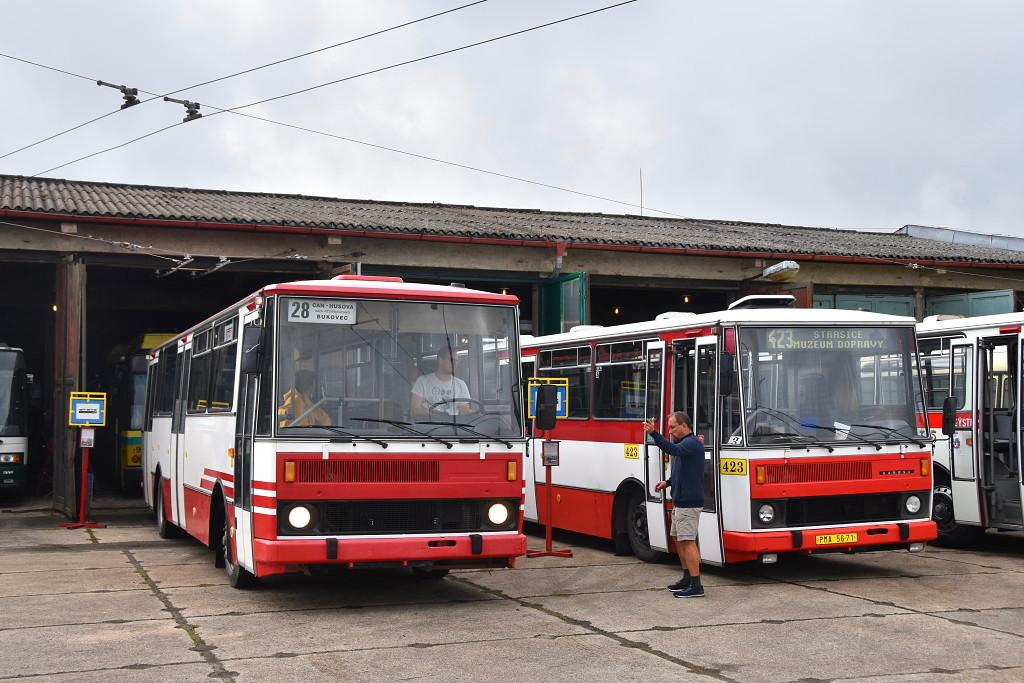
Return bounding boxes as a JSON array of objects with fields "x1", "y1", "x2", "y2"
[{"x1": 2, "y1": 173, "x2": 1023, "y2": 513}]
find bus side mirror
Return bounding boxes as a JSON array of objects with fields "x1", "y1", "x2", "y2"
[
  {"x1": 941, "y1": 396, "x2": 957, "y2": 437},
  {"x1": 240, "y1": 326, "x2": 264, "y2": 374},
  {"x1": 535, "y1": 384, "x2": 558, "y2": 431}
]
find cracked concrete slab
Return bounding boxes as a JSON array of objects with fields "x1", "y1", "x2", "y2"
[
  {"x1": 521, "y1": 580, "x2": 908, "y2": 633},
  {"x1": 937, "y1": 606, "x2": 1024, "y2": 637},
  {"x1": 0, "y1": 566, "x2": 148, "y2": 597},
  {"x1": 189, "y1": 598, "x2": 590, "y2": 661},
  {"x1": 220, "y1": 632, "x2": 716, "y2": 682},
  {"x1": 0, "y1": 662, "x2": 213, "y2": 683},
  {"x1": 0, "y1": 549, "x2": 131, "y2": 573},
  {"x1": 800, "y1": 571, "x2": 1024, "y2": 612},
  {"x1": 461, "y1": 561, "x2": 758, "y2": 600},
  {"x1": 0, "y1": 620, "x2": 205, "y2": 679},
  {"x1": 0, "y1": 589, "x2": 166, "y2": 629},
  {"x1": 628, "y1": 613, "x2": 1024, "y2": 683},
  {"x1": 163, "y1": 573, "x2": 498, "y2": 618}
]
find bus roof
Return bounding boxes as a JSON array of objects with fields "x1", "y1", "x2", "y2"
[
  {"x1": 523, "y1": 307, "x2": 917, "y2": 348},
  {"x1": 151, "y1": 276, "x2": 518, "y2": 354},
  {"x1": 917, "y1": 312, "x2": 1024, "y2": 335},
  {"x1": 263, "y1": 276, "x2": 518, "y2": 306}
]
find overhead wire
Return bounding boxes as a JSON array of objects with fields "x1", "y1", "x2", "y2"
[
  {"x1": 18, "y1": 2, "x2": 679, "y2": 219},
  {"x1": 31, "y1": 0, "x2": 638, "y2": 177},
  {"x1": 0, "y1": 0, "x2": 491, "y2": 161}
]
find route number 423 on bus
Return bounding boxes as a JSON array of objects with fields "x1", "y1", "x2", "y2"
[{"x1": 521, "y1": 296, "x2": 937, "y2": 565}]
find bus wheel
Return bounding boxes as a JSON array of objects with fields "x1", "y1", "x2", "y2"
[
  {"x1": 626, "y1": 489, "x2": 661, "y2": 562},
  {"x1": 932, "y1": 486, "x2": 983, "y2": 547},
  {"x1": 222, "y1": 504, "x2": 258, "y2": 589},
  {"x1": 154, "y1": 483, "x2": 181, "y2": 539}
]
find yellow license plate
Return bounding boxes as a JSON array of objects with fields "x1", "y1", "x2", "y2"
[{"x1": 815, "y1": 533, "x2": 858, "y2": 545}]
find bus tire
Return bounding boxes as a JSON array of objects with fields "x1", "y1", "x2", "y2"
[
  {"x1": 626, "y1": 488, "x2": 662, "y2": 563},
  {"x1": 932, "y1": 485, "x2": 984, "y2": 547},
  {"x1": 154, "y1": 478, "x2": 182, "y2": 540},
  {"x1": 221, "y1": 501, "x2": 258, "y2": 589}
]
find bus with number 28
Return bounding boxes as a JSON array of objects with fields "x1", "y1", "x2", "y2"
[
  {"x1": 520, "y1": 295, "x2": 937, "y2": 565},
  {"x1": 143, "y1": 275, "x2": 527, "y2": 587}
]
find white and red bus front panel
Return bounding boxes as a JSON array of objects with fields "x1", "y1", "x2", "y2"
[{"x1": 228, "y1": 442, "x2": 525, "y2": 578}]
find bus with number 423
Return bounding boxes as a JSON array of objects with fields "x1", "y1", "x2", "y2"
[
  {"x1": 520, "y1": 295, "x2": 937, "y2": 565},
  {"x1": 918, "y1": 313, "x2": 1024, "y2": 545},
  {"x1": 143, "y1": 275, "x2": 529, "y2": 587}
]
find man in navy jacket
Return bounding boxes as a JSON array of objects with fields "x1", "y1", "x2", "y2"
[{"x1": 643, "y1": 411, "x2": 706, "y2": 598}]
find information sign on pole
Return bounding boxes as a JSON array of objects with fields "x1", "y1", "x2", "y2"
[{"x1": 69, "y1": 392, "x2": 107, "y2": 427}]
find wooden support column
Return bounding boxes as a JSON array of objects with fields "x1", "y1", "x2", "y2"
[{"x1": 52, "y1": 255, "x2": 85, "y2": 516}]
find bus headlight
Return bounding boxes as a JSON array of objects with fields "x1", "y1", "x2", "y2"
[
  {"x1": 905, "y1": 495, "x2": 922, "y2": 515},
  {"x1": 287, "y1": 505, "x2": 313, "y2": 530},
  {"x1": 758, "y1": 504, "x2": 776, "y2": 525},
  {"x1": 487, "y1": 503, "x2": 510, "y2": 526},
  {"x1": 0, "y1": 453, "x2": 22, "y2": 464}
]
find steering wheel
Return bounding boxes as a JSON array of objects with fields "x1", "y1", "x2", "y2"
[{"x1": 429, "y1": 398, "x2": 487, "y2": 417}]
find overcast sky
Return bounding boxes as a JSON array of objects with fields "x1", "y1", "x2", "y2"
[{"x1": 1, "y1": 1, "x2": 1021, "y2": 236}]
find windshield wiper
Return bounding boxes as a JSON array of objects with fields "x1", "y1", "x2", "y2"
[
  {"x1": 280, "y1": 425, "x2": 388, "y2": 449},
  {"x1": 850, "y1": 423, "x2": 928, "y2": 448},
  {"x1": 351, "y1": 417, "x2": 453, "y2": 449},
  {"x1": 750, "y1": 405, "x2": 875, "y2": 451},
  {"x1": 799, "y1": 422, "x2": 883, "y2": 451},
  {"x1": 416, "y1": 420, "x2": 513, "y2": 449},
  {"x1": 753, "y1": 430, "x2": 834, "y2": 453}
]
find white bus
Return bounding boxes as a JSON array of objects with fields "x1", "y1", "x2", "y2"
[
  {"x1": 918, "y1": 313, "x2": 1024, "y2": 544},
  {"x1": 521, "y1": 297, "x2": 937, "y2": 565},
  {"x1": 0, "y1": 343, "x2": 30, "y2": 490},
  {"x1": 143, "y1": 275, "x2": 527, "y2": 587}
]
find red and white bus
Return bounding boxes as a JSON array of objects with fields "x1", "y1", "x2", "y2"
[
  {"x1": 520, "y1": 296, "x2": 937, "y2": 565},
  {"x1": 143, "y1": 275, "x2": 527, "y2": 587},
  {"x1": 918, "y1": 313, "x2": 1024, "y2": 545}
]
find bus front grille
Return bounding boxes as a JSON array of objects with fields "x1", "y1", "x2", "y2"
[
  {"x1": 764, "y1": 461, "x2": 873, "y2": 484},
  {"x1": 296, "y1": 460, "x2": 440, "y2": 483}
]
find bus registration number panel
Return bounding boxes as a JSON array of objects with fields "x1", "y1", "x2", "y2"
[{"x1": 815, "y1": 533, "x2": 858, "y2": 545}]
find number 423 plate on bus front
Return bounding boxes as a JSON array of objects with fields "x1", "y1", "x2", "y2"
[{"x1": 815, "y1": 533, "x2": 858, "y2": 546}]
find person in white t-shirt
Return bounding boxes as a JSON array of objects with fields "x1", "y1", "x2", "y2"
[{"x1": 410, "y1": 352, "x2": 471, "y2": 418}]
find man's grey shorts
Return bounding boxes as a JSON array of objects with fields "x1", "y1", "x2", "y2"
[{"x1": 670, "y1": 506, "x2": 701, "y2": 541}]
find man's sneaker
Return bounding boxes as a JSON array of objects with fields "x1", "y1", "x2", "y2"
[
  {"x1": 672, "y1": 584, "x2": 705, "y2": 598},
  {"x1": 667, "y1": 577, "x2": 691, "y2": 591}
]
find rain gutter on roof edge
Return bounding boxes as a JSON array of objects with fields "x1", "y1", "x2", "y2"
[{"x1": 2, "y1": 208, "x2": 1022, "y2": 270}]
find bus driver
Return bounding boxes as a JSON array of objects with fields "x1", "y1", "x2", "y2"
[
  {"x1": 410, "y1": 352, "x2": 471, "y2": 418},
  {"x1": 278, "y1": 369, "x2": 331, "y2": 428}
]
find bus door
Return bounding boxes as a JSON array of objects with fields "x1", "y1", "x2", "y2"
[
  {"x1": 695, "y1": 336, "x2": 725, "y2": 565},
  {"x1": 947, "y1": 340, "x2": 982, "y2": 525},
  {"x1": 520, "y1": 357, "x2": 539, "y2": 521},
  {"x1": 170, "y1": 343, "x2": 191, "y2": 526},
  {"x1": 233, "y1": 331, "x2": 259, "y2": 569},
  {"x1": 978, "y1": 336, "x2": 1022, "y2": 527},
  {"x1": 643, "y1": 340, "x2": 669, "y2": 552}
]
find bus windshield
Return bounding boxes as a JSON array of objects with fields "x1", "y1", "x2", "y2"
[
  {"x1": 276, "y1": 297, "x2": 522, "y2": 440},
  {"x1": 736, "y1": 326, "x2": 926, "y2": 446},
  {"x1": 0, "y1": 351, "x2": 28, "y2": 437}
]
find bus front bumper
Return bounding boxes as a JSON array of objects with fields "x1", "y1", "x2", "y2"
[
  {"x1": 723, "y1": 520, "x2": 937, "y2": 563},
  {"x1": 253, "y1": 532, "x2": 527, "y2": 577}
]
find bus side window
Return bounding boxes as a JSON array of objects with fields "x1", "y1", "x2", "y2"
[
  {"x1": 696, "y1": 345, "x2": 717, "y2": 512},
  {"x1": 144, "y1": 359, "x2": 158, "y2": 431},
  {"x1": 255, "y1": 298, "x2": 276, "y2": 435}
]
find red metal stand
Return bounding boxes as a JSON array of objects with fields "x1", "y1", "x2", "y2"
[
  {"x1": 526, "y1": 463, "x2": 573, "y2": 558},
  {"x1": 59, "y1": 446, "x2": 107, "y2": 530}
]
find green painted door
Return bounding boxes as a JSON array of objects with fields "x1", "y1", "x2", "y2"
[{"x1": 538, "y1": 272, "x2": 587, "y2": 336}]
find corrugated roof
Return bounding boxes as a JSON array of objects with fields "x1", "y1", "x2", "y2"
[{"x1": 3, "y1": 174, "x2": 1023, "y2": 264}]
